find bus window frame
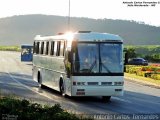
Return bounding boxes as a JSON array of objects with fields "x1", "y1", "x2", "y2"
[{"x1": 54, "y1": 41, "x2": 58, "y2": 56}]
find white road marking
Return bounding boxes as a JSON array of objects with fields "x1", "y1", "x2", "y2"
[
  {"x1": 112, "y1": 97, "x2": 132, "y2": 103},
  {"x1": 6, "y1": 69, "x2": 60, "y2": 102}
]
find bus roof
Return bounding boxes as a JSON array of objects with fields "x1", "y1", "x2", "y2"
[
  {"x1": 73, "y1": 32, "x2": 123, "y2": 42},
  {"x1": 34, "y1": 32, "x2": 123, "y2": 42}
]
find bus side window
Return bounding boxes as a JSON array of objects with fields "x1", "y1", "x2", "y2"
[
  {"x1": 56, "y1": 41, "x2": 61, "y2": 56},
  {"x1": 63, "y1": 41, "x2": 66, "y2": 56},
  {"x1": 45, "y1": 41, "x2": 49, "y2": 55},
  {"x1": 36, "y1": 42, "x2": 40, "y2": 54},
  {"x1": 50, "y1": 41, "x2": 55, "y2": 56},
  {"x1": 33, "y1": 42, "x2": 36, "y2": 54},
  {"x1": 40, "y1": 42, "x2": 44, "y2": 54}
]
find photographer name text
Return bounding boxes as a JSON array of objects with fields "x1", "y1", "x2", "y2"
[{"x1": 123, "y1": 1, "x2": 160, "y2": 7}]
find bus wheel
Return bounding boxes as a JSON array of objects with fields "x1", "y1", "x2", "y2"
[
  {"x1": 37, "y1": 72, "x2": 42, "y2": 88},
  {"x1": 102, "y1": 96, "x2": 111, "y2": 102},
  {"x1": 59, "y1": 79, "x2": 65, "y2": 96}
]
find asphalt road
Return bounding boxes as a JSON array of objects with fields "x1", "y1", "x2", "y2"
[{"x1": 0, "y1": 51, "x2": 160, "y2": 116}]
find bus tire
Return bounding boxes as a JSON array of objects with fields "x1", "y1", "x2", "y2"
[
  {"x1": 102, "y1": 96, "x2": 111, "y2": 102},
  {"x1": 59, "y1": 79, "x2": 65, "y2": 96},
  {"x1": 37, "y1": 71, "x2": 42, "y2": 88}
]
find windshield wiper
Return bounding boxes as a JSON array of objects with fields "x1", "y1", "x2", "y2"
[
  {"x1": 101, "y1": 63, "x2": 111, "y2": 73},
  {"x1": 89, "y1": 59, "x2": 97, "y2": 72},
  {"x1": 99, "y1": 55, "x2": 111, "y2": 73}
]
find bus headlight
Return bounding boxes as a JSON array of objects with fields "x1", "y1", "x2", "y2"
[{"x1": 114, "y1": 82, "x2": 124, "y2": 86}]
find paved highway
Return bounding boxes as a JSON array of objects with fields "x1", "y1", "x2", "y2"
[{"x1": 0, "y1": 51, "x2": 160, "y2": 115}]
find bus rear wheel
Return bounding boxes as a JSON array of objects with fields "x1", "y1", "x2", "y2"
[{"x1": 102, "y1": 96, "x2": 111, "y2": 102}]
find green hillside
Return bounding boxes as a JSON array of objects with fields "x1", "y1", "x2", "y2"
[{"x1": 0, "y1": 14, "x2": 160, "y2": 45}]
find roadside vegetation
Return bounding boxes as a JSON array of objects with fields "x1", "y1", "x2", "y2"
[
  {"x1": 0, "y1": 96, "x2": 91, "y2": 120},
  {"x1": 125, "y1": 65, "x2": 160, "y2": 85},
  {"x1": 124, "y1": 45, "x2": 160, "y2": 63},
  {"x1": 124, "y1": 45, "x2": 160, "y2": 86},
  {"x1": 0, "y1": 46, "x2": 20, "y2": 52}
]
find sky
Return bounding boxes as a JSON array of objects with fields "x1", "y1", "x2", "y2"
[{"x1": 0, "y1": 0, "x2": 160, "y2": 26}]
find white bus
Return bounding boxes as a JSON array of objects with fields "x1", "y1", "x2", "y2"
[{"x1": 33, "y1": 31, "x2": 124, "y2": 101}]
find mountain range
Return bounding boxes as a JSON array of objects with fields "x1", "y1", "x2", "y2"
[{"x1": 0, "y1": 14, "x2": 160, "y2": 45}]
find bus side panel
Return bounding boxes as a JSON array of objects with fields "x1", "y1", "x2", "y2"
[
  {"x1": 48, "y1": 57, "x2": 65, "y2": 91},
  {"x1": 64, "y1": 77, "x2": 72, "y2": 96},
  {"x1": 32, "y1": 65, "x2": 39, "y2": 82},
  {"x1": 33, "y1": 55, "x2": 65, "y2": 92},
  {"x1": 41, "y1": 68, "x2": 60, "y2": 91},
  {"x1": 33, "y1": 55, "x2": 40, "y2": 82}
]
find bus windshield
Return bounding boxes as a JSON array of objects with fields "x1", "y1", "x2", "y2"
[{"x1": 73, "y1": 43, "x2": 123, "y2": 74}]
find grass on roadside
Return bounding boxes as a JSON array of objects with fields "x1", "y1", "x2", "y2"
[
  {"x1": 0, "y1": 95, "x2": 92, "y2": 120},
  {"x1": 0, "y1": 46, "x2": 20, "y2": 52},
  {"x1": 125, "y1": 73, "x2": 160, "y2": 86}
]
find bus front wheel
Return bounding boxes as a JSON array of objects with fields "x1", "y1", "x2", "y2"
[{"x1": 102, "y1": 96, "x2": 111, "y2": 102}]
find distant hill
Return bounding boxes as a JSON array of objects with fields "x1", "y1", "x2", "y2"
[{"x1": 0, "y1": 14, "x2": 160, "y2": 45}]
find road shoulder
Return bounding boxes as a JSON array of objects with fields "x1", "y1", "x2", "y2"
[{"x1": 124, "y1": 73, "x2": 160, "y2": 89}]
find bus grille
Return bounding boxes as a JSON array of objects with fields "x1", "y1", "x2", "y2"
[
  {"x1": 87, "y1": 82, "x2": 99, "y2": 85},
  {"x1": 101, "y1": 82, "x2": 112, "y2": 86}
]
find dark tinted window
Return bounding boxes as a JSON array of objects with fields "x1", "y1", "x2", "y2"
[
  {"x1": 45, "y1": 41, "x2": 49, "y2": 55},
  {"x1": 40, "y1": 42, "x2": 44, "y2": 54},
  {"x1": 50, "y1": 41, "x2": 55, "y2": 55}
]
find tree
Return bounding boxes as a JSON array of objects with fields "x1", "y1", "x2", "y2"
[
  {"x1": 124, "y1": 48, "x2": 136, "y2": 65},
  {"x1": 126, "y1": 48, "x2": 136, "y2": 59}
]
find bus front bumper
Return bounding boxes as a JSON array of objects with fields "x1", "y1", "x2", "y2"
[{"x1": 71, "y1": 86, "x2": 124, "y2": 96}]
